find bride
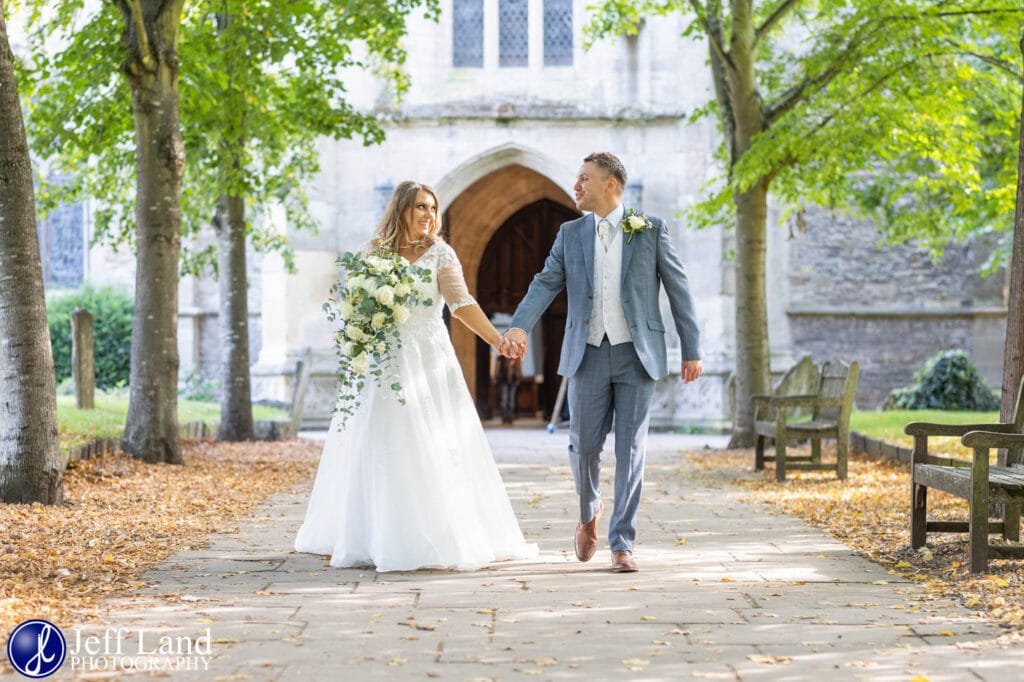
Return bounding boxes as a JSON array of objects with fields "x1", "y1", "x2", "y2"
[{"x1": 294, "y1": 181, "x2": 539, "y2": 571}]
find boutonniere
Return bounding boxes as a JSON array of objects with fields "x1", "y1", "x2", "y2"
[{"x1": 620, "y1": 208, "x2": 653, "y2": 243}]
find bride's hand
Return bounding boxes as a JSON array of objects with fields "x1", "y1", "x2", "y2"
[
  {"x1": 494, "y1": 336, "x2": 513, "y2": 357},
  {"x1": 502, "y1": 329, "x2": 527, "y2": 359}
]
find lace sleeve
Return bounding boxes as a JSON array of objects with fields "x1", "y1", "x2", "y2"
[{"x1": 436, "y1": 243, "x2": 477, "y2": 313}]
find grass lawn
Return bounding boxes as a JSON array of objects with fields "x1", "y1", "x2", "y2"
[
  {"x1": 851, "y1": 408, "x2": 1000, "y2": 459},
  {"x1": 56, "y1": 395, "x2": 289, "y2": 454}
]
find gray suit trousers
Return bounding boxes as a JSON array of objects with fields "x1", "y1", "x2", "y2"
[{"x1": 568, "y1": 338, "x2": 656, "y2": 552}]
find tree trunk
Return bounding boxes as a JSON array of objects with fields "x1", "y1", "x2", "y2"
[
  {"x1": 215, "y1": 194, "x2": 254, "y2": 441},
  {"x1": 724, "y1": 1, "x2": 772, "y2": 447},
  {"x1": 1001, "y1": 34, "x2": 1024, "y2": 425},
  {"x1": 0, "y1": 8, "x2": 63, "y2": 503},
  {"x1": 728, "y1": 179, "x2": 772, "y2": 447},
  {"x1": 120, "y1": 1, "x2": 186, "y2": 464}
]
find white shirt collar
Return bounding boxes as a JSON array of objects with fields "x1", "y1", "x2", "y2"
[{"x1": 594, "y1": 204, "x2": 625, "y2": 230}]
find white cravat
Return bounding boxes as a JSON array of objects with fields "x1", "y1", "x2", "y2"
[{"x1": 597, "y1": 219, "x2": 611, "y2": 250}]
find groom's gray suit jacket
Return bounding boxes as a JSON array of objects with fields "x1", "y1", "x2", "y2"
[{"x1": 509, "y1": 211, "x2": 700, "y2": 381}]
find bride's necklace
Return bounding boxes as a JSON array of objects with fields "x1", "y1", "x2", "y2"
[{"x1": 396, "y1": 239, "x2": 426, "y2": 255}]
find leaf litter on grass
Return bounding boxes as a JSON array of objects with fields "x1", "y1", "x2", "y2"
[{"x1": 0, "y1": 438, "x2": 320, "y2": 635}]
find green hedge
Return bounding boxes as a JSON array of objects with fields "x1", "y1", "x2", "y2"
[
  {"x1": 48, "y1": 285, "x2": 133, "y2": 390},
  {"x1": 884, "y1": 349, "x2": 1000, "y2": 411}
]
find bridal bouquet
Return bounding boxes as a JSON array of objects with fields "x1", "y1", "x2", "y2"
[{"x1": 324, "y1": 249, "x2": 433, "y2": 424}]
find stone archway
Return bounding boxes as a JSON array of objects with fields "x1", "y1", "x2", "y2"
[{"x1": 442, "y1": 163, "x2": 577, "y2": 405}]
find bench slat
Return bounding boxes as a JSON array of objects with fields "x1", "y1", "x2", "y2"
[
  {"x1": 990, "y1": 545, "x2": 1024, "y2": 559},
  {"x1": 754, "y1": 420, "x2": 839, "y2": 435},
  {"x1": 784, "y1": 463, "x2": 841, "y2": 471},
  {"x1": 914, "y1": 464, "x2": 971, "y2": 497},
  {"x1": 926, "y1": 521, "x2": 1005, "y2": 533},
  {"x1": 914, "y1": 463, "x2": 1024, "y2": 492}
]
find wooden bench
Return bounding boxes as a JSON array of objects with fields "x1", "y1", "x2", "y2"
[
  {"x1": 753, "y1": 359, "x2": 860, "y2": 482},
  {"x1": 908, "y1": 377, "x2": 1024, "y2": 573}
]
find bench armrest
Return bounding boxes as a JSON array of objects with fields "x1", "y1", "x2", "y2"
[
  {"x1": 961, "y1": 431, "x2": 1024, "y2": 449},
  {"x1": 905, "y1": 422, "x2": 1016, "y2": 437}
]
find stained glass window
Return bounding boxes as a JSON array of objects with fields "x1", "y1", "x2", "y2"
[
  {"x1": 624, "y1": 181, "x2": 643, "y2": 213},
  {"x1": 453, "y1": 0, "x2": 484, "y2": 67},
  {"x1": 543, "y1": 0, "x2": 573, "y2": 66},
  {"x1": 374, "y1": 181, "x2": 394, "y2": 220},
  {"x1": 499, "y1": 0, "x2": 529, "y2": 67},
  {"x1": 37, "y1": 174, "x2": 84, "y2": 289}
]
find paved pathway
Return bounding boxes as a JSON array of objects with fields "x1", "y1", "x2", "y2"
[{"x1": 28, "y1": 431, "x2": 1024, "y2": 680}]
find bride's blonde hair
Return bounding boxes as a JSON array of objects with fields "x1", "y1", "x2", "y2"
[{"x1": 372, "y1": 181, "x2": 442, "y2": 254}]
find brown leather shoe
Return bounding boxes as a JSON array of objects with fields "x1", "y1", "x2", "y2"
[
  {"x1": 573, "y1": 502, "x2": 603, "y2": 562},
  {"x1": 611, "y1": 550, "x2": 638, "y2": 573}
]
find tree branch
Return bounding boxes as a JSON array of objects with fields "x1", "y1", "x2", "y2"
[
  {"x1": 754, "y1": 0, "x2": 801, "y2": 44},
  {"x1": 790, "y1": 51, "x2": 951, "y2": 162},
  {"x1": 945, "y1": 41, "x2": 1024, "y2": 84},
  {"x1": 128, "y1": 0, "x2": 156, "y2": 70},
  {"x1": 763, "y1": 19, "x2": 880, "y2": 125},
  {"x1": 764, "y1": 6, "x2": 1024, "y2": 124},
  {"x1": 688, "y1": 0, "x2": 736, "y2": 75},
  {"x1": 709, "y1": 36, "x2": 737, "y2": 168}
]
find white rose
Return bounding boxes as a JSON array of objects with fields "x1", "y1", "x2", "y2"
[
  {"x1": 627, "y1": 215, "x2": 646, "y2": 230},
  {"x1": 392, "y1": 304, "x2": 410, "y2": 324},
  {"x1": 341, "y1": 341, "x2": 355, "y2": 357},
  {"x1": 339, "y1": 299, "x2": 355, "y2": 317},
  {"x1": 346, "y1": 325, "x2": 365, "y2": 342},
  {"x1": 352, "y1": 352, "x2": 370, "y2": 375},
  {"x1": 371, "y1": 312, "x2": 387, "y2": 329},
  {"x1": 376, "y1": 341, "x2": 386, "y2": 354},
  {"x1": 375, "y1": 286, "x2": 395, "y2": 306},
  {"x1": 394, "y1": 282, "x2": 411, "y2": 297}
]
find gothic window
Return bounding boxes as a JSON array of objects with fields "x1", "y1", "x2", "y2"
[
  {"x1": 543, "y1": 0, "x2": 573, "y2": 66},
  {"x1": 624, "y1": 181, "x2": 643, "y2": 213},
  {"x1": 374, "y1": 181, "x2": 394, "y2": 220},
  {"x1": 453, "y1": 0, "x2": 484, "y2": 67},
  {"x1": 37, "y1": 174, "x2": 84, "y2": 289},
  {"x1": 499, "y1": 0, "x2": 529, "y2": 67}
]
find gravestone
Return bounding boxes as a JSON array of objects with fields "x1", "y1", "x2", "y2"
[{"x1": 70, "y1": 308, "x2": 95, "y2": 409}]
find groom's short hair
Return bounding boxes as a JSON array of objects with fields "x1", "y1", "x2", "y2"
[{"x1": 584, "y1": 152, "x2": 627, "y2": 193}]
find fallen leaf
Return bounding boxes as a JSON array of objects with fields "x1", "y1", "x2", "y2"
[
  {"x1": 748, "y1": 655, "x2": 792, "y2": 664},
  {"x1": 623, "y1": 658, "x2": 650, "y2": 671}
]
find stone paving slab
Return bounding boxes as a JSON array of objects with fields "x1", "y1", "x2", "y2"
[{"x1": 4, "y1": 430, "x2": 1022, "y2": 681}]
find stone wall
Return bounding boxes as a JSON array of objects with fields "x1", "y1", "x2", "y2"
[{"x1": 786, "y1": 208, "x2": 1006, "y2": 407}]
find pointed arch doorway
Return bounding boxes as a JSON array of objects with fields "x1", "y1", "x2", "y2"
[
  {"x1": 474, "y1": 199, "x2": 579, "y2": 419},
  {"x1": 442, "y1": 163, "x2": 580, "y2": 419}
]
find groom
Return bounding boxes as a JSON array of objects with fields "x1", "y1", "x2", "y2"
[{"x1": 503, "y1": 152, "x2": 702, "y2": 573}]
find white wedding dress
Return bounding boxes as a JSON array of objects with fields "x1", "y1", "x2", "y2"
[{"x1": 294, "y1": 240, "x2": 539, "y2": 571}]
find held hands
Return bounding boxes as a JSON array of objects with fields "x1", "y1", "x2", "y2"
[
  {"x1": 681, "y1": 360, "x2": 703, "y2": 384},
  {"x1": 499, "y1": 328, "x2": 528, "y2": 359}
]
